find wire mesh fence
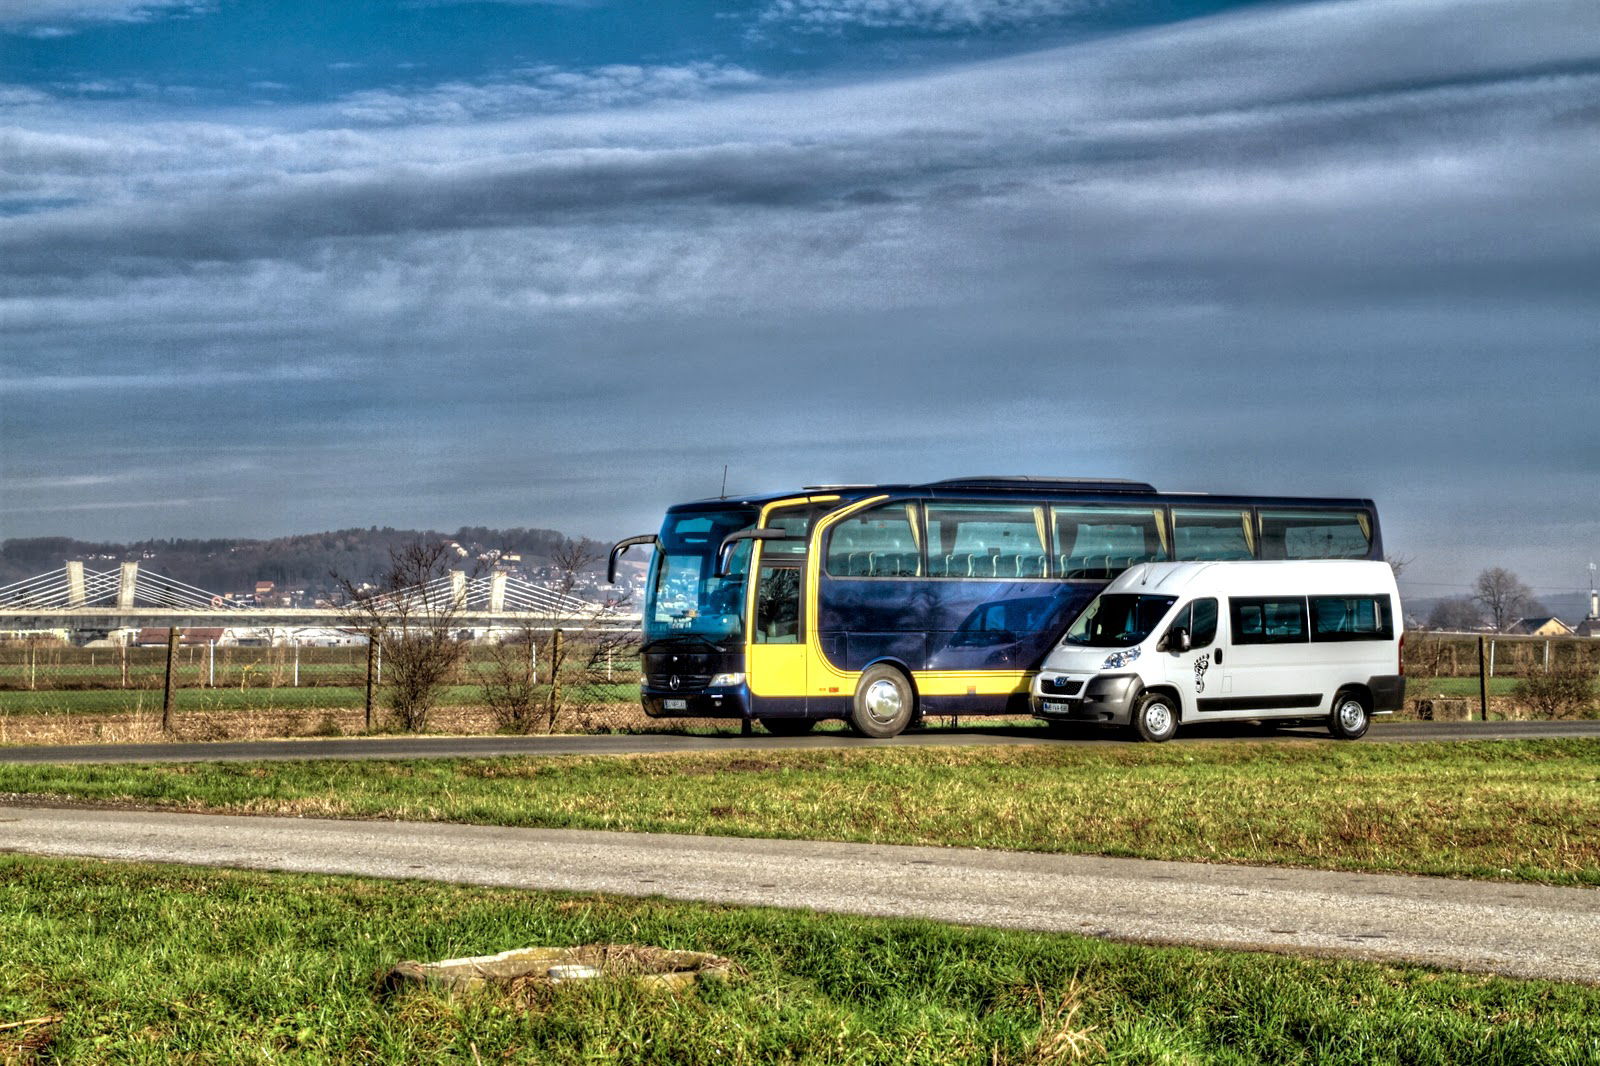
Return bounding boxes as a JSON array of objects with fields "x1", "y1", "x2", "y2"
[
  {"x1": 1403, "y1": 633, "x2": 1600, "y2": 677},
  {"x1": 6, "y1": 628, "x2": 1598, "y2": 743},
  {"x1": 0, "y1": 629, "x2": 660, "y2": 742}
]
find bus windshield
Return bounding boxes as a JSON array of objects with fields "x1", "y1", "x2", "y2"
[
  {"x1": 643, "y1": 509, "x2": 758, "y2": 644},
  {"x1": 1062, "y1": 594, "x2": 1177, "y2": 648}
]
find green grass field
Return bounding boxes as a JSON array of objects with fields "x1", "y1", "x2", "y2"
[
  {"x1": 5, "y1": 740, "x2": 1599, "y2": 886},
  {"x1": 2, "y1": 855, "x2": 1597, "y2": 1065}
]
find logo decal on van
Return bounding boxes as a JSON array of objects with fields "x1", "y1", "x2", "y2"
[{"x1": 1194, "y1": 654, "x2": 1209, "y2": 693}]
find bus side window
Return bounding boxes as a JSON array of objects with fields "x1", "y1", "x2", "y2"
[
  {"x1": 924, "y1": 503, "x2": 1047, "y2": 579},
  {"x1": 1259, "y1": 510, "x2": 1372, "y2": 560},
  {"x1": 825, "y1": 504, "x2": 922, "y2": 578},
  {"x1": 1051, "y1": 506, "x2": 1168, "y2": 578},
  {"x1": 1173, "y1": 509, "x2": 1254, "y2": 561}
]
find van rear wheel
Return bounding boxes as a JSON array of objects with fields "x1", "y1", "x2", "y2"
[
  {"x1": 850, "y1": 665, "x2": 915, "y2": 738},
  {"x1": 1130, "y1": 692, "x2": 1179, "y2": 743},
  {"x1": 1329, "y1": 691, "x2": 1370, "y2": 740}
]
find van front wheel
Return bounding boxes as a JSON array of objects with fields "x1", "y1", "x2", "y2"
[
  {"x1": 1329, "y1": 691, "x2": 1370, "y2": 740},
  {"x1": 1130, "y1": 692, "x2": 1179, "y2": 743}
]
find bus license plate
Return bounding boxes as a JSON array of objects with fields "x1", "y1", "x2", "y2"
[
  {"x1": 663, "y1": 698, "x2": 688, "y2": 711},
  {"x1": 1042, "y1": 700, "x2": 1074, "y2": 714}
]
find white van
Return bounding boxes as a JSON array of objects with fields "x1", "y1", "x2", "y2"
[{"x1": 1032, "y1": 560, "x2": 1404, "y2": 742}]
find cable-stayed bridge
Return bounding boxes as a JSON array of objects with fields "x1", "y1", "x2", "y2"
[{"x1": 0, "y1": 563, "x2": 639, "y2": 636}]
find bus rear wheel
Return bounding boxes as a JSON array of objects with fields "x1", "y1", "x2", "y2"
[
  {"x1": 759, "y1": 717, "x2": 815, "y2": 736},
  {"x1": 850, "y1": 665, "x2": 914, "y2": 738}
]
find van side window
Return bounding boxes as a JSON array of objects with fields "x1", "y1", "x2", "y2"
[
  {"x1": 1166, "y1": 597, "x2": 1220, "y2": 648},
  {"x1": 1230, "y1": 597, "x2": 1308, "y2": 644},
  {"x1": 1310, "y1": 595, "x2": 1394, "y2": 641},
  {"x1": 1190, "y1": 598, "x2": 1218, "y2": 646}
]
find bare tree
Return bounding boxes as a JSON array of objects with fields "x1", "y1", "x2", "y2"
[
  {"x1": 1384, "y1": 554, "x2": 1413, "y2": 580},
  {"x1": 1473, "y1": 567, "x2": 1535, "y2": 633},
  {"x1": 479, "y1": 539, "x2": 637, "y2": 734},
  {"x1": 1427, "y1": 596, "x2": 1485, "y2": 632},
  {"x1": 334, "y1": 540, "x2": 475, "y2": 732}
]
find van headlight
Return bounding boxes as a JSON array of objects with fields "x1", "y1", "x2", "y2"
[
  {"x1": 1101, "y1": 647, "x2": 1141, "y2": 670},
  {"x1": 709, "y1": 673, "x2": 745, "y2": 687}
]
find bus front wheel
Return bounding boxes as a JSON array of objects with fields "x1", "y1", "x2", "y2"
[
  {"x1": 850, "y1": 665, "x2": 914, "y2": 738},
  {"x1": 759, "y1": 717, "x2": 816, "y2": 736}
]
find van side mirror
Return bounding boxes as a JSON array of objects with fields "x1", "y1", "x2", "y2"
[{"x1": 1165, "y1": 626, "x2": 1191, "y2": 653}]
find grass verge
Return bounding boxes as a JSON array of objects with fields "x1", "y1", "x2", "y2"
[
  {"x1": 2, "y1": 855, "x2": 1598, "y2": 1065},
  {"x1": 4, "y1": 740, "x2": 1599, "y2": 885}
]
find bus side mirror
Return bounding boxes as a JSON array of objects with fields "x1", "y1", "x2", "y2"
[
  {"x1": 607, "y1": 535, "x2": 659, "y2": 584},
  {"x1": 1163, "y1": 626, "x2": 1191, "y2": 653},
  {"x1": 714, "y1": 528, "x2": 795, "y2": 577}
]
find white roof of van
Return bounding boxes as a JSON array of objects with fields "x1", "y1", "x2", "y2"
[{"x1": 1107, "y1": 560, "x2": 1397, "y2": 598}]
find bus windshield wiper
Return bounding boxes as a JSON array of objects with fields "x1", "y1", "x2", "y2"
[{"x1": 641, "y1": 634, "x2": 727, "y2": 654}]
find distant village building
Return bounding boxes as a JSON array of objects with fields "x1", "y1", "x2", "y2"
[
  {"x1": 134, "y1": 627, "x2": 230, "y2": 646},
  {"x1": 1506, "y1": 617, "x2": 1575, "y2": 637}
]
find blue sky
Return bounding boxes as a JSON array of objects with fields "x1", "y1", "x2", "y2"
[{"x1": 1, "y1": 0, "x2": 1597, "y2": 600}]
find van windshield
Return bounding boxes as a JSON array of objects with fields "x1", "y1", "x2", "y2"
[{"x1": 1062, "y1": 594, "x2": 1177, "y2": 648}]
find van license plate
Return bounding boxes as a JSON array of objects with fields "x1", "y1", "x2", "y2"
[
  {"x1": 1042, "y1": 700, "x2": 1073, "y2": 714},
  {"x1": 663, "y1": 698, "x2": 688, "y2": 711}
]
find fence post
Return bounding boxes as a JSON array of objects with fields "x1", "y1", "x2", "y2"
[
  {"x1": 28, "y1": 640, "x2": 36, "y2": 692},
  {"x1": 120, "y1": 641, "x2": 129, "y2": 689},
  {"x1": 1478, "y1": 635, "x2": 1488, "y2": 722},
  {"x1": 530, "y1": 637, "x2": 537, "y2": 685},
  {"x1": 364, "y1": 631, "x2": 378, "y2": 732},
  {"x1": 551, "y1": 628, "x2": 564, "y2": 714},
  {"x1": 162, "y1": 626, "x2": 180, "y2": 732},
  {"x1": 1488, "y1": 638, "x2": 1496, "y2": 677},
  {"x1": 208, "y1": 640, "x2": 215, "y2": 688},
  {"x1": 1545, "y1": 640, "x2": 1550, "y2": 672},
  {"x1": 293, "y1": 638, "x2": 300, "y2": 687}
]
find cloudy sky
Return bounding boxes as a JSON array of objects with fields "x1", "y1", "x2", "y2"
[{"x1": 1, "y1": 0, "x2": 1596, "y2": 598}]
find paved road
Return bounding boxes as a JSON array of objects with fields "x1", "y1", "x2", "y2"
[
  {"x1": 0, "y1": 719, "x2": 1596, "y2": 764},
  {"x1": 3, "y1": 804, "x2": 1596, "y2": 983}
]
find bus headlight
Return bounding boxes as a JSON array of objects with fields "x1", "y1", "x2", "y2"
[
  {"x1": 1101, "y1": 647, "x2": 1141, "y2": 670},
  {"x1": 709, "y1": 673, "x2": 745, "y2": 687}
]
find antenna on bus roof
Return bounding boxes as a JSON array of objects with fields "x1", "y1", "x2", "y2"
[{"x1": 719, "y1": 465, "x2": 728, "y2": 500}]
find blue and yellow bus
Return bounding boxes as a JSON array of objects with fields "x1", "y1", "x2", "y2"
[{"x1": 609, "y1": 477, "x2": 1383, "y2": 737}]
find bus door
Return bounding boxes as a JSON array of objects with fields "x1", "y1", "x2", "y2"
[{"x1": 746, "y1": 558, "x2": 809, "y2": 709}]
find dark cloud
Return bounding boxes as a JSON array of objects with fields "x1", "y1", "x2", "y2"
[{"x1": 2, "y1": 0, "x2": 1597, "y2": 596}]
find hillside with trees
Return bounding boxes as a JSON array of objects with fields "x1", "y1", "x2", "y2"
[{"x1": 0, "y1": 526, "x2": 608, "y2": 597}]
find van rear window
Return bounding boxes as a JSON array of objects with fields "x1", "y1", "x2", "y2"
[{"x1": 1310, "y1": 595, "x2": 1394, "y2": 641}]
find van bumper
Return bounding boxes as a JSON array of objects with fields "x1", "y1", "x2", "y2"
[
  {"x1": 1033, "y1": 674, "x2": 1142, "y2": 726},
  {"x1": 1368, "y1": 675, "x2": 1406, "y2": 714}
]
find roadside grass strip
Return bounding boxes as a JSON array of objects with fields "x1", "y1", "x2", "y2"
[
  {"x1": 3, "y1": 740, "x2": 1599, "y2": 886},
  {"x1": 2, "y1": 856, "x2": 1598, "y2": 1065}
]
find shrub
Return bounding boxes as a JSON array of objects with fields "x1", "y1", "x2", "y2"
[{"x1": 1513, "y1": 667, "x2": 1599, "y2": 720}]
